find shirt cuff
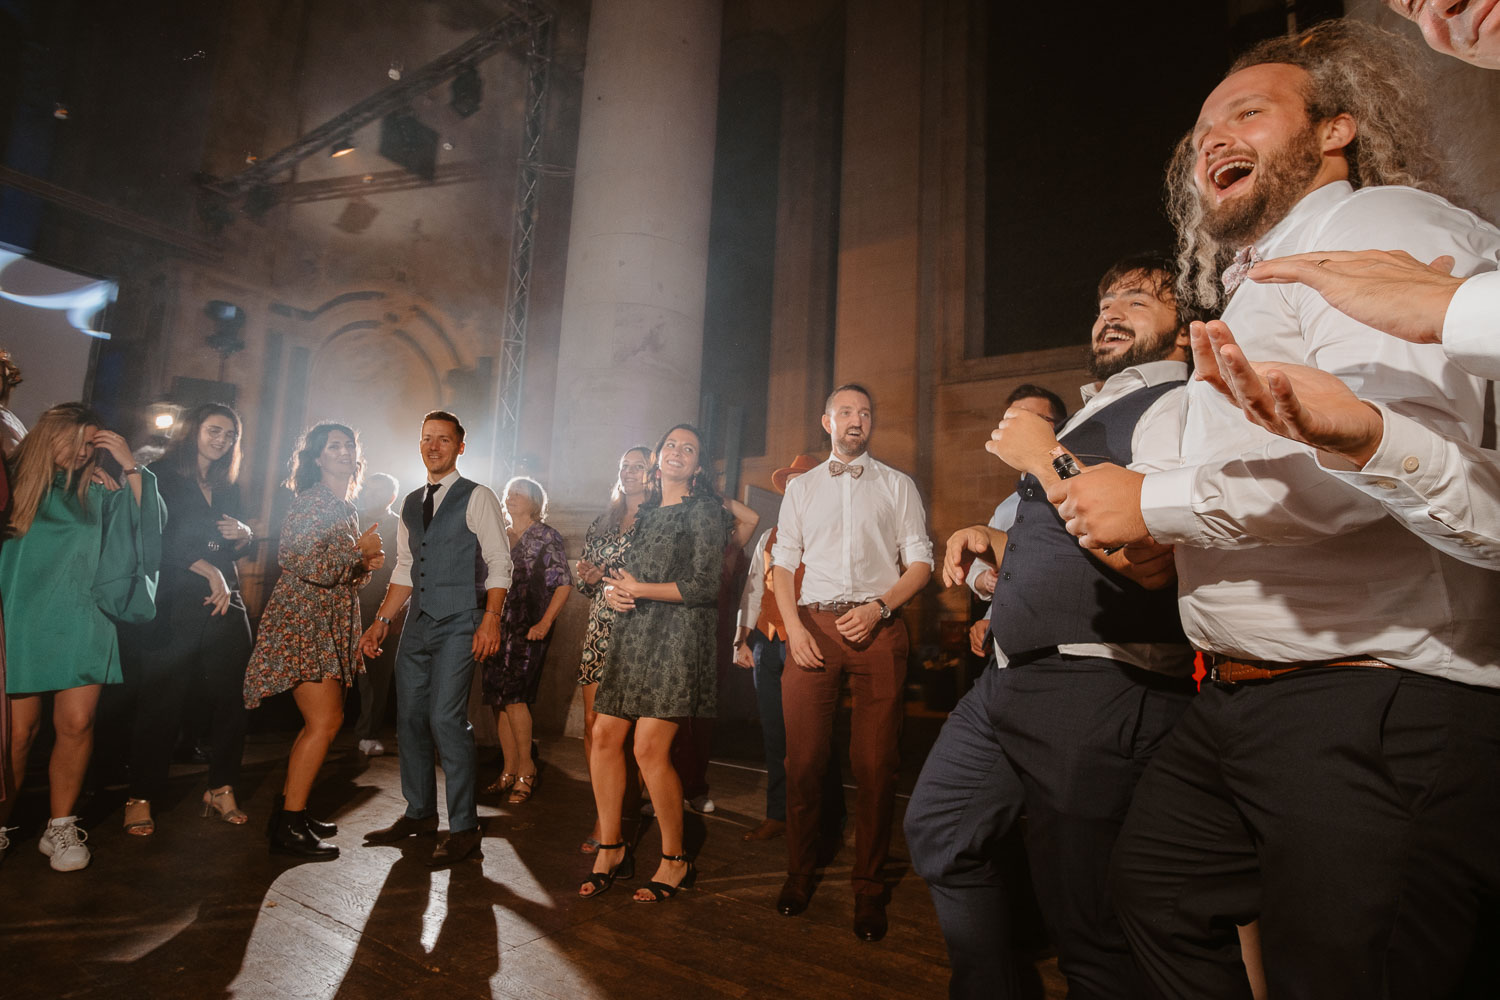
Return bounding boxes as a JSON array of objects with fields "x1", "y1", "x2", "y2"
[
  {"x1": 1139, "y1": 467, "x2": 1202, "y2": 545},
  {"x1": 1442, "y1": 271, "x2": 1500, "y2": 381},
  {"x1": 1318, "y1": 403, "x2": 1447, "y2": 511}
]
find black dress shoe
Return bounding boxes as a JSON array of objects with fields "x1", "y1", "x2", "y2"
[
  {"x1": 269, "y1": 811, "x2": 339, "y2": 861},
  {"x1": 429, "y1": 828, "x2": 482, "y2": 866},
  {"x1": 269, "y1": 794, "x2": 337, "y2": 839},
  {"x1": 853, "y1": 894, "x2": 888, "y2": 942},
  {"x1": 776, "y1": 874, "x2": 813, "y2": 916},
  {"x1": 364, "y1": 813, "x2": 439, "y2": 844}
]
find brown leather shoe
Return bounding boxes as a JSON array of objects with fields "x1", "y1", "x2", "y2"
[
  {"x1": 853, "y1": 893, "x2": 888, "y2": 942},
  {"x1": 776, "y1": 874, "x2": 813, "y2": 916},
  {"x1": 742, "y1": 818, "x2": 787, "y2": 842},
  {"x1": 364, "y1": 813, "x2": 438, "y2": 844},
  {"x1": 429, "y1": 827, "x2": 482, "y2": 866}
]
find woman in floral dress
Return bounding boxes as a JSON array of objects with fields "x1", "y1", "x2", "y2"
[
  {"x1": 572, "y1": 446, "x2": 650, "y2": 852},
  {"x1": 245, "y1": 422, "x2": 383, "y2": 860},
  {"x1": 482, "y1": 476, "x2": 571, "y2": 804}
]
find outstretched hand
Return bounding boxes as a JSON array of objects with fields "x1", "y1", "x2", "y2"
[
  {"x1": 1247, "y1": 249, "x2": 1462, "y2": 346},
  {"x1": 1190, "y1": 320, "x2": 1385, "y2": 468}
]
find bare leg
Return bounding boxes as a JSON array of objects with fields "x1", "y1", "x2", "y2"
[
  {"x1": 582, "y1": 713, "x2": 631, "y2": 894},
  {"x1": 633, "y1": 716, "x2": 689, "y2": 897},
  {"x1": 1239, "y1": 922, "x2": 1267, "y2": 1000},
  {"x1": 48, "y1": 685, "x2": 102, "y2": 819},
  {"x1": 283, "y1": 678, "x2": 344, "y2": 811},
  {"x1": 504, "y1": 703, "x2": 535, "y2": 776},
  {"x1": 0, "y1": 695, "x2": 42, "y2": 827},
  {"x1": 581, "y1": 683, "x2": 601, "y2": 844},
  {"x1": 493, "y1": 705, "x2": 518, "y2": 775}
]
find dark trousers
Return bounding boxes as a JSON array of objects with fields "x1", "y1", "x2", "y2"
[
  {"x1": 783, "y1": 609, "x2": 907, "y2": 895},
  {"x1": 356, "y1": 631, "x2": 398, "y2": 741},
  {"x1": 126, "y1": 604, "x2": 252, "y2": 803},
  {"x1": 395, "y1": 610, "x2": 480, "y2": 833},
  {"x1": 751, "y1": 632, "x2": 845, "y2": 824},
  {"x1": 1111, "y1": 667, "x2": 1500, "y2": 1000},
  {"x1": 906, "y1": 654, "x2": 1193, "y2": 1000},
  {"x1": 670, "y1": 717, "x2": 713, "y2": 801}
]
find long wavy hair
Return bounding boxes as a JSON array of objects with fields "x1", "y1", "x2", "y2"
[
  {"x1": 1167, "y1": 18, "x2": 1444, "y2": 312},
  {"x1": 285, "y1": 421, "x2": 364, "y2": 500},
  {"x1": 7, "y1": 402, "x2": 102, "y2": 538},
  {"x1": 643, "y1": 423, "x2": 720, "y2": 510},
  {"x1": 164, "y1": 402, "x2": 242, "y2": 488},
  {"x1": 605, "y1": 445, "x2": 652, "y2": 529}
]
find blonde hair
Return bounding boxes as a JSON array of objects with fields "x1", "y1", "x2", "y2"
[
  {"x1": 7, "y1": 403, "x2": 101, "y2": 537},
  {"x1": 1168, "y1": 18, "x2": 1445, "y2": 312}
]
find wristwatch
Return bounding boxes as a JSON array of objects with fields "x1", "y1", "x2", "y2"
[
  {"x1": 875, "y1": 598, "x2": 892, "y2": 620},
  {"x1": 376, "y1": 615, "x2": 392, "y2": 625}
]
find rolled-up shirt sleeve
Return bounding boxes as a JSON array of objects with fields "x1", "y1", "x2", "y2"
[
  {"x1": 738, "y1": 528, "x2": 769, "y2": 630},
  {"x1": 390, "y1": 513, "x2": 414, "y2": 588},
  {"x1": 770, "y1": 482, "x2": 806, "y2": 576},
  {"x1": 894, "y1": 477, "x2": 933, "y2": 568},
  {"x1": 467, "y1": 485, "x2": 513, "y2": 589}
]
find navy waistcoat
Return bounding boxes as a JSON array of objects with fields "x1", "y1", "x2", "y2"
[{"x1": 401, "y1": 477, "x2": 488, "y2": 622}]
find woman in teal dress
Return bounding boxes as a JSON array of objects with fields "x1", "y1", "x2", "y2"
[
  {"x1": 245, "y1": 423, "x2": 383, "y2": 860},
  {"x1": 0, "y1": 403, "x2": 163, "y2": 871},
  {"x1": 581, "y1": 423, "x2": 731, "y2": 903}
]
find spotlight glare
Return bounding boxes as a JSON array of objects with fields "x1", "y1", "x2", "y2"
[
  {"x1": 331, "y1": 140, "x2": 355, "y2": 158},
  {"x1": 154, "y1": 413, "x2": 175, "y2": 430}
]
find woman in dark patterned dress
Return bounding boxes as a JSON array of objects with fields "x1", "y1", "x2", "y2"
[
  {"x1": 245, "y1": 423, "x2": 384, "y2": 860},
  {"x1": 482, "y1": 476, "x2": 572, "y2": 804},
  {"x1": 573, "y1": 446, "x2": 650, "y2": 853},
  {"x1": 580, "y1": 424, "x2": 730, "y2": 903}
]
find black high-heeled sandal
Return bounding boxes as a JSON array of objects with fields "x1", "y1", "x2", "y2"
[
  {"x1": 635, "y1": 852, "x2": 696, "y2": 902},
  {"x1": 579, "y1": 841, "x2": 634, "y2": 898}
]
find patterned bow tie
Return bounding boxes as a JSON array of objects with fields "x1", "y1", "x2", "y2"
[
  {"x1": 828, "y1": 460, "x2": 864, "y2": 479},
  {"x1": 1221, "y1": 244, "x2": 1263, "y2": 296}
]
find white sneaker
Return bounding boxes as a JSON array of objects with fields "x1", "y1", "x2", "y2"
[
  {"x1": 0, "y1": 825, "x2": 16, "y2": 858},
  {"x1": 358, "y1": 739, "x2": 386, "y2": 757},
  {"x1": 38, "y1": 817, "x2": 91, "y2": 871},
  {"x1": 686, "y1": 795, "x2": 715, "y2": 814}
]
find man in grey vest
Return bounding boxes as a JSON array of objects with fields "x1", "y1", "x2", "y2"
[
  {"x1": 906, "y1": 255, "x2": 1197, "y2": 999},
  {"x1": 360, "y1": 411, "x2": 511, "y2": 865}
]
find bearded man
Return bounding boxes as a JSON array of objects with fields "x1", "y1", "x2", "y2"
[
  {"x1": 907, "y1": 255, "x2": 1197, "y2": 1000},
  {"x1": 1051, "y1": 20, "x2": 1500, "y2": 999}
]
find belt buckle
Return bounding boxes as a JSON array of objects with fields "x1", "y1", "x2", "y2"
[{"x1": 1208, "y1": 663, "x2": 1224, "y2": 684}]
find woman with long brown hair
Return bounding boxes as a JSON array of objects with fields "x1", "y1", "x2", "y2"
[
  {"x1": 0, "y1": 403, "x2": 162, "y2": 870},
  {"x1": 122, "y1": 403, "x2": 256, "y2": 835},
  {"x1": 572, "y1": 446, "x2": 650, "y2": 853},
  {"x1": 245, "y1": 422, "x2": 383, "y2": 860},
  {"x1": 581, "y1": 424, "x2": 731, "y2": 903}
]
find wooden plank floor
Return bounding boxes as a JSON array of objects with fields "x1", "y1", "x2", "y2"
[{"x1": 0, "y1": 725, "x2": 1065, "y2": 1000}]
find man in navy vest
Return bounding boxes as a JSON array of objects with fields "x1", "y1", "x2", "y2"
[
  {"x1": 906, "y1": 255, "x2": 1198, "y2": 999},
  {"x1": 359, "y1": 411, "x2": 511, "y2": 866}
]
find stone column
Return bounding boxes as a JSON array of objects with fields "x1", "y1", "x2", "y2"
[{"x1": 547, "y1": 0, "x2": 724, "y2": 503}]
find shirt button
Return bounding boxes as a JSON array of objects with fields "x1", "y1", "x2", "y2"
[
  {"x1": 1015, "y1": 515, "x2": 1024, "y2": 523},
  {"x1": 1373, "y1": 479, "x2": 1399, "y2": 490},
  {"x1": 1402, "y1": 456, "x2": 1420, "y2": 474},
  {"x1": 1002, "y1": 572, "x2": 1011, "y2": 581},
  {"x1": 1008, "y1": 543, "x2": 1016, "y2": 552}
]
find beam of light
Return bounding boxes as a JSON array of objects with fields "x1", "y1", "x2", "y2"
[
  {"x1": 0, "y1": 249, "x2": 117, "y2": 340},
  {"x1": 420, "y1": 867, "x2": 449, "y2": 954}
]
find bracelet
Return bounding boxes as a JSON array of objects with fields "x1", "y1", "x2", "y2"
[
  {"x1": 375, "y1": 615, "x2": 392, "y2": 625},
  {"x1": 121, "y1": 466, "x2": 141, "y2": 477},
  {"x1": 484, "y1": 609, "x2": 502, "y2": 618}
]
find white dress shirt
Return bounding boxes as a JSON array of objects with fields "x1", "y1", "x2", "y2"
[
  {"x1": 1443, "y1": 269, "x2": 1500, "y2": 380},
  {"x1": 390, "y1": 470, "x2": 513, "y2": 591},
  {"x1": 979, "y1": 362, "x2": 1194, "y2": 675},
  {"x1": 771, "y1": 453, "x2": 933, "y2": 604},
  {"x1": 737, "y1": 526, "x2": 774, "y2": 632},
  {"x1": 1138, "y1": 182, "x2": 1500, "y2": 686}
]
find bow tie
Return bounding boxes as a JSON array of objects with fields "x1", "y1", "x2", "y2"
[
  {"x1": 828, "y1": 461, "x2": 864, "y2": 479},
  {"x1": 1221, "y1": 244, "x2": 1263, "y2": 296}
]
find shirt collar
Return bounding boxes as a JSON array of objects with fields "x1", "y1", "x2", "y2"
[
  {"x1": 1078, "y1": 359, "x2": 1189, "y2": 403},
  {"x1": 824, "y1": 452, "x2": 870, "y2": 469},
  {"x1": 427, "y1": 469, "x2": 461, "y2": 489}
]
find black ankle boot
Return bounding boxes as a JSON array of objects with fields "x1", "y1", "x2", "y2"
[
  {"x1": 270, "y1": 810, "x2": 339, "y2": 860},
  {"x1": 268, "y1": 794, "x2": 337, "y2": 839}
]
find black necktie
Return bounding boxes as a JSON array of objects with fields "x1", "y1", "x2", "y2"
[{"x1": 422, "y1": 482, "x2": 441, "y2": 529}]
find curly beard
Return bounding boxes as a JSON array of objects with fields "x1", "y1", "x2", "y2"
[{"x1": 1199, "y1": 122, "x2": 1324, "y2": 247}]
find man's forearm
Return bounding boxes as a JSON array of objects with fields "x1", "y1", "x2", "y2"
[
  {"x1": 772, "y1": 565, "x2": 803, "y2": 633},
  {"x1": 377, "y1": 583, "x2": 413, "y2": 621},
  {"x1": 882, "y1": 562, "x2": 932, "y2": 611}
]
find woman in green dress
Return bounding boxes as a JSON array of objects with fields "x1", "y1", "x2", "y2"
[
  {"x1": 580, "y1": 424, "x2": 730, "y2": 903},
  {"x1": 0, "y1": 403, "x2": 163, "y2": 871}
]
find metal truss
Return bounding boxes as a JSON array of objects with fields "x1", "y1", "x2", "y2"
[{"x1": 488, "y1": 12, "x2": 552, "y2": 480}]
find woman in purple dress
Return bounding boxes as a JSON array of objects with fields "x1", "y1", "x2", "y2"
[{"x1": 482, "y1": 477, "x2": 571, "y2": 804}]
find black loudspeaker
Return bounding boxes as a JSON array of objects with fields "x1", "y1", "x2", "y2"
[{"x1": 378, "y1": 110, "x2": 438, "y2": 181}]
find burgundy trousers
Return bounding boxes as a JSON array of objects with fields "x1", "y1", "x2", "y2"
[{"x1": 782, "y1": 608, "x2": 908, "y2": 896}]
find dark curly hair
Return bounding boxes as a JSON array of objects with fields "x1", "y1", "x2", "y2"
[
  {"x1": 285, "y1": 421, "x2": 364, "y2": 499},
  {"x1": 643, "y1": 423, "x2": 720, "y2": 509}
]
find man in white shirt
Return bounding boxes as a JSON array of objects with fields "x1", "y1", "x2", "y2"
[
  {"x1": 770, "y1": 384, "x2": 933, "y2": 942},
  {"x1": 908, "y1": 256, "x2": 1194, "y2": 999},
  {"x1": 358, "y1": 411, "x2": 512, "y2": 866},
  {"x1": 1051, "y1": 21, "x2": 1500, "y2": 997}
]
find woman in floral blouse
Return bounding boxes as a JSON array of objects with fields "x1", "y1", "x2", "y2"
[{"x1": 245, "y1": 422, "x2": 383, "y2": 860}]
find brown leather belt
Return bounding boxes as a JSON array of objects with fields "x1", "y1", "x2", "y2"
[
  {"x1": 806, "y1": 601, "x2": 867, "y2": 615},
  {"x1": 1204, "y1": 653, "x2": 1391, "y2": 685}
]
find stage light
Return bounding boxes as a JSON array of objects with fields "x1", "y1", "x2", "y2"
[
  {"x1": 53, "y1": 104, "x2": 69, "y2": 120},
  {"x1": 450, "y1": 65, "x2": 482, "y2": 118},
  {"x1": 154, "y1": 412, "x2": 175, "y2": 430},
  {"x1": 331, "y1": 139, "x2": 355, "y2": 158},
  {"x1": 388, "y1": 60, "x2": 403, "y2": 81}
]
